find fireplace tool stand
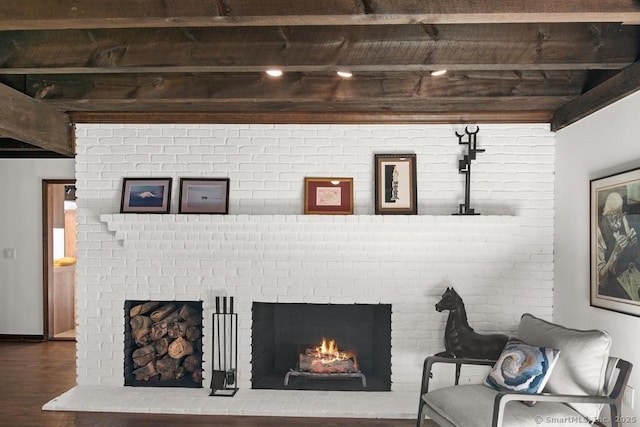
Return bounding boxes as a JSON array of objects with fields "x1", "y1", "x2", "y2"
[{"x1": 210, "y1": 296, "x2": 238, "y2": 397}]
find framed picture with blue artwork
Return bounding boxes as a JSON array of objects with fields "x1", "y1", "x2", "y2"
[
  {"x1": 120, "y1": 177, "x2": 172, "y2": 214},
  {"x1": 374, "y1": 154, "x2": 417, "y2": 215}
]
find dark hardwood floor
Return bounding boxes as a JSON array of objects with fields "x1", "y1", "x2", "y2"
[{"x1": 0, "y1": 341, "x2": 433, "y2": 426}]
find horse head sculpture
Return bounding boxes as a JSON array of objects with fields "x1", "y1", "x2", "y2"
[
  {"x1": 435, "y1": 287, "x2": 465, "y2": 314},
  {"x1": 435, "y1": 287, "x2": 509, "y2": 360}
]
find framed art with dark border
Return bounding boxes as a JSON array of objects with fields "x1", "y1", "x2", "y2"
[
  {"x1": 591, "y1": 166, "x2": 640, "y2": 316},
  {"x1": 179, "y1": 178, "x2": 230, "y2": 214},
  {"x1": 120, "y1": 177, "x2": 172, "y2": 213},
  {"x1": 304, "y1": 177, "x2": 353, "y2": 214},
  {"x1": 374, "y1": 154, "x2": 417, "y2": 215}
]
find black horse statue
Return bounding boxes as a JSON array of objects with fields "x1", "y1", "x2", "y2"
[{"x1": 435, "y1": 287, "x2": 509, "y2": 383}]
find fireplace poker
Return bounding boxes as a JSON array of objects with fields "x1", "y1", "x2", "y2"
[
  {"x1": 215, "y1": 297, "x2": 221, "y2": 371},
  {"x1": 227, "y1": 296, "x2": 235, "y2": 385},
  {"x1": 222, "y1": 296, "x2": 227, "y2": 379},
  {"x1": 211, "y1": 296, "x2": 227, "y2": 391}
]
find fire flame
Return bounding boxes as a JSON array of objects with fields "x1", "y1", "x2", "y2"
[
  {"x1": 299, "y1": 337, "x2": 359, "y2": 374},
  {"x1": 312, "y1": 338, "x2": 355, "y2": 364}
]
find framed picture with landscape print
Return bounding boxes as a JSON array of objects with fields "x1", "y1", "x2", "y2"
[
  {"x1": 374, "y1": 154, "x2": 417, "y2": 215},
  {"x1": 179, "y1": 178, "x2": 230, "y2": 214},
  {"x1": 304, "y1": 177, "x2": 353, "y2": 214},
  {"x1": 591, "y1": 166, "x2": 640, "y2": 316},
  {"x1": 120, "y1": 177, "x2": 172, "y2": 213}
]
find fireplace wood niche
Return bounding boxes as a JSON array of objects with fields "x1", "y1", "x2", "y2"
[
  {"x1": 252, "y1": 302, "x2": 392, "y2": 392},
  {"x1": 124, "y1": 300, "x2": 204, "y2": 388}
]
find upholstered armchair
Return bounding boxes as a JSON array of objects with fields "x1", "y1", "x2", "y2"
[{"x1": 417, "y1": 314, "x2": 633, "y2": 427}]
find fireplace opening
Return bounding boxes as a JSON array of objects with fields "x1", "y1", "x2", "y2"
[
  {"x1": 251, "y1": 302, "x2": 392, "y2": 391},
  {"x1": 124, "y1": 300, "x2": 203, "y2": 388}
]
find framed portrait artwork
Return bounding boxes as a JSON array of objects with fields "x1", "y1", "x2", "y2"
[
  {"x1": 304, "y1": 177, "x2": 353, "y2": 214},
  {"x1": 374, "y1": 154, "x2": 417, "y2": 215},
  {"x1": 120, "y1": 177, "x2": 172, "y2": 213},
  {"x1": 590, "y1": 166, "x2": 640, "y2": 316},
  {"x1": 178, "y1": 178, "x2": 230, "y2": 214}
]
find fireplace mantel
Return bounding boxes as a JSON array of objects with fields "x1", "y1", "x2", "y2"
[{"x1": 100, "y1": 213, "x2": 521, "y2": 247}]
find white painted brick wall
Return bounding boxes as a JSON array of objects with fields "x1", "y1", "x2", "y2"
[{"x1": 74, "y1": 123, "x2": 554, "y2": 397}]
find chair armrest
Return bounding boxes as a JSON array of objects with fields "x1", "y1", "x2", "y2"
[
  {"x1": 417, "y1": 356, "x2": 498, "y2": 427},
  {"x1": 490, "y1": 359, "x2": 633, "y2": 427},
  {"x1": 420, "y1": 355, "x2": 496, "y2": 395},
  {"x1": 491, "y1": 392, "x2": 614, "y2": 427}
]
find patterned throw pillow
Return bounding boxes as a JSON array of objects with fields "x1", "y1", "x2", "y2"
[{"x1": 485, "y1": 339, "x2": 561, "y2": 395}]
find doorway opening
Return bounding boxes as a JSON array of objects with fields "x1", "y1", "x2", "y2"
[{"x1": 42, "y1": 180, "x2": 77, "y2": 341}]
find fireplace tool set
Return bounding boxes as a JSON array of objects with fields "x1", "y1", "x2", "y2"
[{"x1": 210, "y1": 296, "x2": 238, "y2": 396}]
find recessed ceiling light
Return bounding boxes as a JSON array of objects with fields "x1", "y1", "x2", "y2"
[
  {"x1": 431, "y1": 69, "x2": 447, "y2": 77},
  {"x1": 266, "y1": 69, "x2": 283, "y2": 77},
  {"x1": 337, "y1": 71, "x2": 353, "y2": 78}
]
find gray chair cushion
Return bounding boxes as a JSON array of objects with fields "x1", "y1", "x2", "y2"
[
  {"x1": 517, "y1": 313, "x2": 611, "y2": 420},
  {"x1": 422, "y1": 384, "x2": 592, "y2": 427}
]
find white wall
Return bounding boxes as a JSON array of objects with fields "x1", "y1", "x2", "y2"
[
  {"x1": 74, "y1": 123, "x2": 555, "y2": 396},
  {"x1": 556, "y1": 90, "x2": 640, "y2": 420},
  {"x1": 0, "y1": 158, "x2": 75, "y2": 335}
]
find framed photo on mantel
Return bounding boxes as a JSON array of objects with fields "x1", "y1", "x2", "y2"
[
  {"x1": 120, "y1": 177, "x2": 172, "y2": 214},
  {"x1": 374, "y1": 154, "x2": 417, "y2": 215},
  {"x1": 304, "y1": 177, "x2": 354, "y2": 215},
  {"x1": 179, "y1": 178, "x2": 230, "y2": 214}
]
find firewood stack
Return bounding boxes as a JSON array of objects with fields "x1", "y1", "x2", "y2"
[{"x1": 128, "y1": 301, "x2": 203, "y2": 385}]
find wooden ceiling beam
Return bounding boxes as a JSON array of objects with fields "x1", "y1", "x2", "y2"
[
  {"x1": 552, "y1": 61, "x2": 640, "y2": 131},
  {"x1": 68, "y1": 110, "x2": 554, "y2": 125},
  {"x1": 2, "y1": 13, "x2": 640, "y2": 30},
  {"x1": 0, "y1": 24, "x2": 637, "y2": 74},
  {"x1": 1, "y1": 0, "x2": 639, "y2": 29},
  {"x1": 0, "y1": 63, "x2": 630, "y2": 74},
  {"x1": 43, "y1": 96, "x2": 574, "y2": 115},
  {"x1": 27, "y1": 71, "x2": 577, "y2": 119},
  {"x1": 0, "y1": 84, "x2": 75, "y2": 156},
  {"x1": 26, "y1": 71, "x2": 585, "y2": 102}
]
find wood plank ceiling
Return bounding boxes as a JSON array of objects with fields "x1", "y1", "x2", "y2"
[{"x1": 1, "y1": 0, "x2": 640, "y2": 157}]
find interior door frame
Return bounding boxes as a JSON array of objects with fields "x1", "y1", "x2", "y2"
[{"x1": 42, "y1": 178, "x2": 76, "y2": 341}]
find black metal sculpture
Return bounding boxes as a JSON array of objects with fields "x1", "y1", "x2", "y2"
[
  {"x1": 434, "y1": 287, "x2": 509, "y2": 384},
  {"x1": 454, "y1": 126, "x2": 484, "y2": 215}
]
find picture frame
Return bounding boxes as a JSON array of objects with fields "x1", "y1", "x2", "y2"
[
  {"x1": 178, "y1": 178, "x2": 230, "y2": 214},
  {"x1": 304, "y1": 177, "x2": 354, "y2": 215},
  {"x1": 590, "y1": 166, "x2": 640, "y2": 317},
  {"x1": 120, "y1": 178, "x2": 172, "y2": 214},
  {"x1": 374, "y1": 154, "x2": 417, "y2": 215}
]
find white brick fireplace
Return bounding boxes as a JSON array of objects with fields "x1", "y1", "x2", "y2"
[{"x1": 45, "y1": 123, "x2": 555, "y2": 418}]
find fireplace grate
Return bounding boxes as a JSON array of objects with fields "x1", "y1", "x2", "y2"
[{"x1": 284, "y1": 369, "x2": 367, "y2": 388}]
